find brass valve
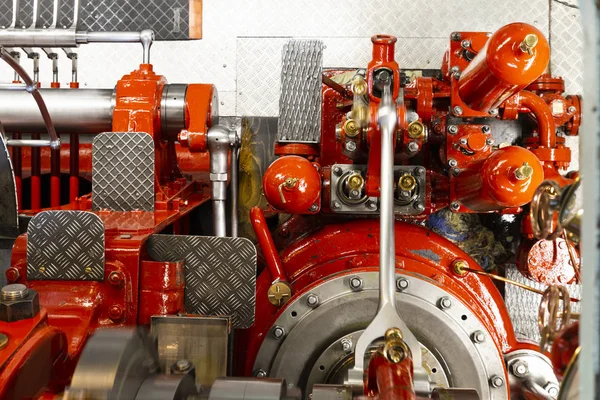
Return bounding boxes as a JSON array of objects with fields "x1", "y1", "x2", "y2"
[
  {"x1": 343, "y1": 119, "x2": 360, "y2": 138},
  {"x1": 520, "y1": 34, "x2": 538, "y2": 55},
  {"x1": 382, "y1": 327, "x2": 409, "y2": 364},
  {"x1": 278, "y1": 177, "x2": 299, "y2": 204},
  {"x1": 347, "y1": 173, "x2": 365, "y2": 191},
  {"x1": 398, "y1": 174, "x2": 417, "y2": 192},
  {"x1": 407, "y1": 121, "x2": 425, "y2": 139},
  {"x1": 514, "y1": 162, "x2": 534, "y2": 180}
]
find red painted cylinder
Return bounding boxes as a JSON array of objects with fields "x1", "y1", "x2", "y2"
[
  {"x1": 458, "y1": 23, "x2": 550, "y2": 112},
  {"x1": 454, "y1": 146, "x2": 544, "y2": 211},
  {"x1": 263, "y1": 156, "x2": 321, "y2": 214}
]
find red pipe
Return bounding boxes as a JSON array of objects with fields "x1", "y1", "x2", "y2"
[
  {"x1": 69, "y1": 133, "x2": 79, "y2": 202},
  {"x1": 30, "y1": 133, "x2": 41, "y2": 210},
  {"x1": 11, "y1": 133, "x2": 22, "y2": 211},
  {"x1": 250, "y1": 207, "x2": 288, "y2": 283},
  {"x1": 518, "y1": 90, "x2": 556, "y2": 149}
]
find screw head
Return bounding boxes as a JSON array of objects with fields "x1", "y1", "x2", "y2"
[
  {"x1": 309, "y1": 203, "x2": 319, "y2": 212},
  {"x1": 448, "y1": 125, "x2": 458, "y2": 134},
  {"x1": 451, "y1": 32, "x2": 461, "y2": 41},
  {"x1": 489, "y1": 108, "x2": 499, "y2": 116},
  {"x1": 108, "y1": 305, "x2": 124, "y2": 321},
  {"x1": 472, "y1": 330, "x2": 486, "y2": 343},
  {"x1": 254, "y1": 369, "x2": 267, "y2": 378},
  {"x1": 366, "y1": 200, "x2": 378, "y2": 210},
  {"x1": 414, "y1": 202, "x2": 425, "y2": 212},
  {"x1": 333, "y1": 166, "x2": 342, "y2": 176},
  {"x1": 568, "y1": 105, "x2": 576, "y2": 113},
  {"x1": 306, "y1": 293, "x2": 319, "y2": 308},
  {"x1": 452, "y1": 106, "x2": 463, "y2": 116},
  {"x1": 273, "y1": 326, "x2": 286, "y2": 339},
  {"x1": 452, "y1": 167, "x2": 461, "y2": 176},
  {"x1": 341, "y1": 338, "x2": 353, "y2": 353},
  {"x1": 486, "y1": 138, "x2": 494, "y2": 146},
  {"x1": 453, "y1": 71, "x2": 461, "y2": 80},
  {"x1": 345, "y1": 141, "x2": 357, "y2": 152},
  {"x1": 512, "y1": 360, "x2": 529, "y2": 378},
  {"x1": 267, "y1": 282, "x2": 292, "y2": 307},
  {"x1": 349, "y1": 276, "x2": 363, "y2": 291},
  {"x1": 544, "y1": 382, "x2": 559, "y2": 397},
  {"x1": 461, "y1": 39, "x2": 471, "y2": 49},
  {"x1": 108, "y1": 271, "x2": 124, "y2": 287},
  {"x1": 415, "y1": 167, "x2": 426, "y2": 175},
  {"x1": 396, "y1": 278, "x2": 409, "y2": 291},
  {"x1": 490, "y1": 375, "x2": 505, "y2": 388},
  {"x1": 450, "y1": 201, "x2": 460, "y2": 211},
  {"x1": 481, "y1": 125, "x2": 491, "y2": 134},
  {"x1": 407, "y1": 141, "x2": 419, "y2": 153},
  {"x1": 332, "y1": 201, "x2": 341, "y2": 210},
  {"x1": 448, "y1": 158, "x2": 458, "y2": 168},
  {"x1": 439, "y1": 296, "x2": 452, "y2": 310},
  {"x1": 459, "y1": 138, "x2": 468, "y2": 145}
]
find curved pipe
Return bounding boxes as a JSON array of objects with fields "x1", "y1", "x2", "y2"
[
  {"x1": 250, "y1": 207, "x2": 287, "y2": 283},
  {"x1": 518, "y1": 90, "x2": 556, "y2": 149}
]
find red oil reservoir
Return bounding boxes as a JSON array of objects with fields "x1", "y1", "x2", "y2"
[{"x1": 458, "y1": 22, "x2": 550, "y2": 112}]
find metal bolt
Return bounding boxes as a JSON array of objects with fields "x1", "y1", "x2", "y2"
[
  {"x1": 568, "y1": 105, "x2": 576, "y2": 113},
  {"x1": 396, "y1": 278, "x2": 409, "y2": 291},
  {"x1": 255, "y1": 369, "x2": 268, "y2": 378},
  {"x1": 407, "y1": 142, "x2": 419, "y2": 153},
  {"x1": 341, "y1": 338, "x2": 353, "y2": 353},
  {"x1": 309, "y1": 203, "x2": 319, "y2": 212},
  {"x1": 482, "y1": 125, "x2": 491, "y2": 134},
  {"x1": 447, "y1": 125, "x2": 458, "y2": 134},
  {"x1": 512, "y1": 360, "x2": 529, "y2": 378},
  {"x1": 175, "y1": 359, "x2": 191, "y2": 372},
  {"x1": 453, "y1": 71, "x2": 461, "y2": 80},
  {"x1": 452, "y1": 106, "x2": 463, "y2": 116},
  {"x1": 451, "y1": 167, "x2": 460, "y2": 176},
  {"x1": 451, "y1": 32, "x2": 461, "y2": 41},
  {"x1": 448, "y1": 158, "x2": 458, "y2": 168},
  {"x1": 486, "y1": 138, "x2": 494, "y2": 146},
  {"x1": 490, "y1": 375, "x2": 505, "y2": 388},
  {"x1": 461, "y1": 39, "x2": 471, "y2": 49},
  {"x1": 345, "y1": 141, "x2": 357, "y2": 152},
  {"x1": 450, "y1": 201, "x2": 460, "y2": 211},
  {"x1": 349, "y1": 276, "x2": 363, "y2": 291},
  {"x1": 273, "y1": 326, "x2": 286, "y2": 339},
  {"x1": 414, "y1": 202, "x2": 425, "y2": 212},
  {"x1": 84, "y1": 266, "x2": 92, "y2": 274},
  {"x1": 306, "y1": 293, "x2": 319, "y2": 308},
  {"x1": 1, "y1": 284, "x2": 28, "y2": 301},
  {"x1": 38, "y1": 266, "x2": 46, "y2": 274},
  {"x1": 333, "y1": 166, "x2": 342, "y2": 176},
  {"x1": 108, "y1": 271, "x2": 124, "y2": 286},
  {"x1": 366, "y1": 200, "x2": 378, "y2": 210},
  {"x1": 108, "y1": 305, "x2": 124, "y2": 321},
  {"x1": 544, "y1": 382, "x2": 559, "y2": 398},
  {"x1": 472, "y1": 330, "x2": 486, "y2": 344},
  {"x1": 459, "y1": 138, "x2": 468, "y2": 145},
  {"x1": 489, "y1": 108, "x2": 499, "y2": 116},
  {"x1": 332, "y1": 201, "x2": 341, "y2": 210},
  {"x1": 414, "y1": 167, "x2": 426, "y2": 175},
  {"x1": 439, "y1": 296, "x2": 452, "y2": 310}
]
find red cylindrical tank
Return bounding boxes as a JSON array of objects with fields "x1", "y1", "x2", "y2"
[
  {"x1": 263, "y1": 155, "x2": 321, "y2": 214},
  {"x1": 454, "y1": 146, "x2": 544, "y2": 211},
  {"x1": 458, "y1": 23, "x2": 550, "y2": 112}
]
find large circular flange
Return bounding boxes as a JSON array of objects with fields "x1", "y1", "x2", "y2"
[
  {"x1": 161, "y1": 83, "x2": 188, "y2": 138},
  {"x1": 253, "y1": 271, "x2": 508, "y2": 399}
]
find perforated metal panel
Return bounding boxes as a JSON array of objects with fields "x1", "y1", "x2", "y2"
[
  {"x1": 277, "y1": 40, "x2": 323, "y2": 143},
  {"x1": 92, "y1": 131, "x2": 155, "y2": 212},
  {"x1": 27, "y1": 210, "x2": 105, "y2": 281},
  {"x1": 146, "y1": 234, "x2": 257, "y2": 329}
]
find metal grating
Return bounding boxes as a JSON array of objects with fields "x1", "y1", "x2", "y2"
[
  {"x1": 277, "y1": 39, "x2": 323, "y2": 143},
  {"x1": 92, "y1": 131, "x2": 155, "y2": 212},
  {"x1": 27, "y1": 210, "x2": 105, "y2": 281},
  {"x1": 146, "y1": 234, "x2": 257, "y2": 329}
]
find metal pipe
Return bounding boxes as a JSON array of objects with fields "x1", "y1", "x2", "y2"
[
  {"x1": 0, "y1": 88, "x2": 114, "y2": 134},
  {"x1": 7, "y1": 139, "x2": 53, "y2": 147},
  {"x1": 30, "y1": 134, "x2": 41, "y2": 210},
  {"x1": 0, "y1": 29, "x2": 153, "y2": 48},
  {"x1": 207, "y1": 126, "x2": 231, "y2": 237},
  {"x1": 10, "y1": 0, "x2": 20, "y2": 29},
  {"x1": 250, "y1": 207, "x2": 287, "y2": 282},
  {"x1": 519, "y1": 91, "x2": 556, "y2": 149},
  {"x1": 50, "y1": 0, "x2": 61, "y2": 29},
  {"x1": 11, "y1": 133, "x2": 22, "y2": 210}
]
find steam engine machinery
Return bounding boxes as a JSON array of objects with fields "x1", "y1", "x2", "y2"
[{"x1": 0, "y1": 11, "x2": 584, "y2": 400}]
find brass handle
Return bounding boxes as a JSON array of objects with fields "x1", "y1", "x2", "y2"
[{"x1": 278, "y1": 177, "x2": 298, "y2": 204}]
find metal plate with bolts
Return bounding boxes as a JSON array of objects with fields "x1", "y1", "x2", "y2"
[
  {"x1": 146, "y1": 234, "x2": 257, "y2": 329},
  {"x1": 92, "y1": 131, "x2": 155, "y2": 212},
  {"x1": 27, "y1": 210, "x2": 105, "y2": 281},
  {"x1": 151, "y1": 315, "x2": 230, "y2": 386},
  {"x1": 330, "y1": 164, "x2": 426, "y2": 215},
  {"x1": 0, "y1": 136, "x2": 18, "y2": 239},
  {"x1": 277, "y1": 40, "x2": 324, "y2": 144}
]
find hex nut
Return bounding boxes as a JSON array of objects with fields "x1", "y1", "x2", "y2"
[{"x1": 0, "y1": 288, "x2": 40, "y2": 322}]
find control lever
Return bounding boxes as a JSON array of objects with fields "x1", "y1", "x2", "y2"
[{"x1": 347, "y1": 84, "x2": 429, "y2": 395}]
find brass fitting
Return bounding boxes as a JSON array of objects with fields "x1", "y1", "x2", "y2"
[
  {"x1": 520, "y1": 34, "x2": 538, "y2": 55},
  {"x1": 267, "y1": 281, "x2": 293, "y2": 307},
  {"x1": 382, "y1": 327, "x2": 409, "y2": 363},
  {"x1": 385, "y1": 327, "x2": 403, "y2": 341},
  {"x1": 347, "y1": 173, "x2": 365, "y2": 191},
  {"x1": 278, "y1": 177, "x2": 299, "y2": 204},
  {"x1": 351, "y1": 75, "x2": 367, "y2": 96},
  {"x1": 407, "y1": 121, "x2": 425, "y2": 139},
  {"x1": 452, "y1": 259, "x2": 469, "y2": 276},
  {"x1": 514, "y1": 162, "x2": 534, "y2": 181},
  {"x1": 343, "y1": 119, "x2": 360, "y2": 138},
  {"x1": 398, "y1": 174, "x2": 417, "y2": 192}
]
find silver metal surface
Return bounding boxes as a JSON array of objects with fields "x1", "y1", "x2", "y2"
[
  {"x1": 230, "y1": 120, "x2": 241, "y2": 237},
  {"x1": 92, "y1": 131, "x2": 155, "y2": 212},
  {"x1": 27, "y1": 210, "x2": 105, "y2": 281},
  {"x1": 146, "y1": 234, "x2": 257, "y2": 329},
  {"x1": 0, "y1": 134, "x2": 18, "y2": 238},
  {"x1": 151, "y1": 315, "x2": 230, "y2": 387},
  {"x1": 277, "y1": 40, "x2": 323, "y2": 143},
  {"x1": 135, "y1": 374, "x2": 198, "y2": 400},
  {"x1": 0, "y1": 88, "x2": 113, "y2": 134},
  {"x1": 208, "y1": 125, "x2": 232, "y2": 237},
  {"x1": 310, "y1": 384, "x2": 353, "y2": 400},
  {"x1": 66, "y1": 328, "x2": 156, "y2": 400},
  {"x1": 160, "y1": 84, "x2": 188, "y2": 139},
  {"x1": 330, "y1": 164, "x2": 426, "y2": 215},
  {"x1": 1, "y1": 283, "x2": 28, "y2": 300},
  {"x1": 209, "y1": 378, "x2": 290, "y2": 400},
  {"x1": 348, "y1": 85, "x2": 427, "y2": 394},
  {"x1": 254, "y1": 272, "x2": 506, "y2": 399},
  {"x1": 505, "y1": 349, "x2": 559, "y2": 399}
]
